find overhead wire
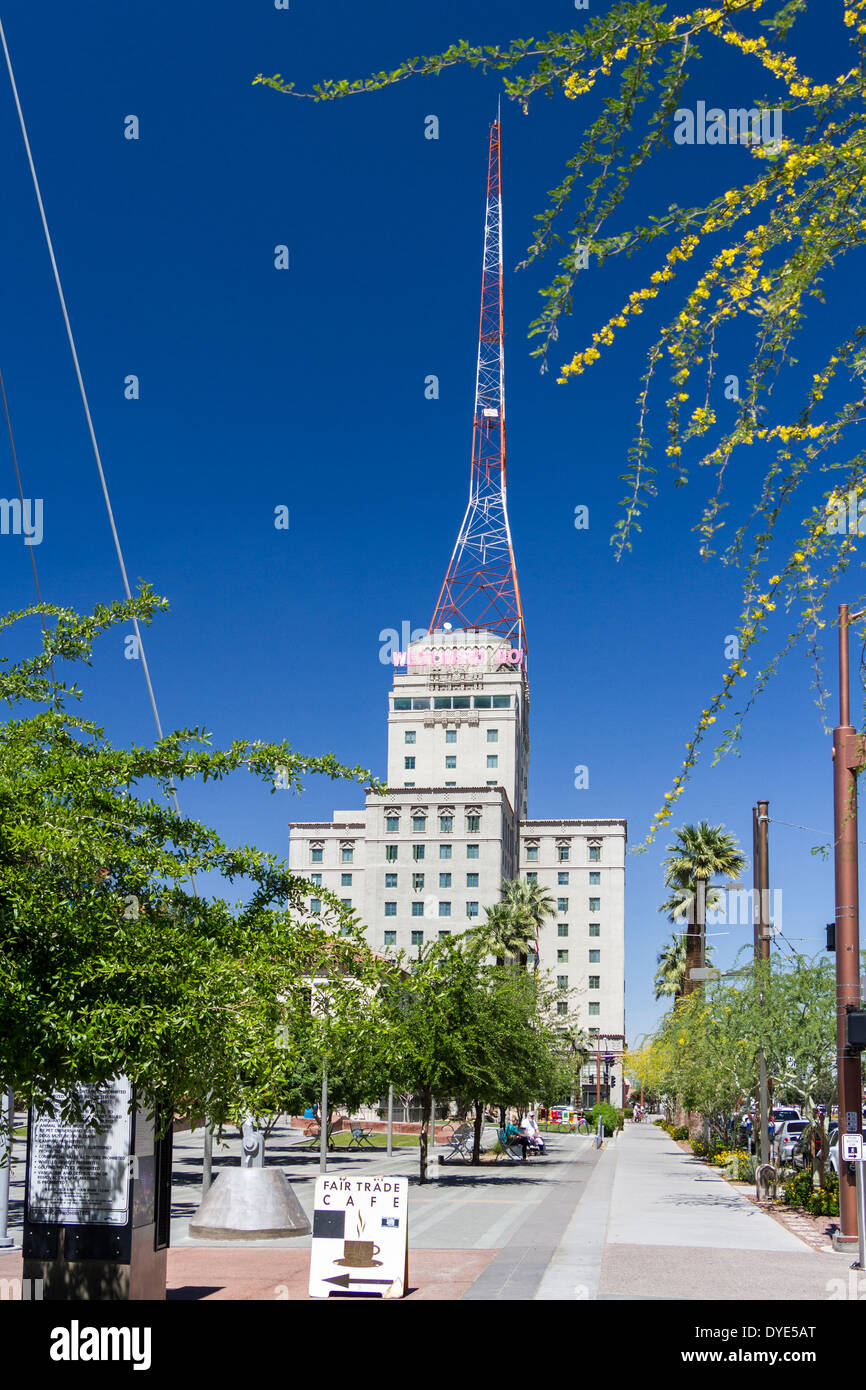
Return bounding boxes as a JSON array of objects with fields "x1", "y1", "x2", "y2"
[{"x1": 0, "y1": 16, "x2": 196, "y2": 892}]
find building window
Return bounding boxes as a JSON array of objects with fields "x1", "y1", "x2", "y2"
[
  {"x1": 445, "y1": 756, "x2": 456, "y2": 769},
  {"x1": 411, "y1": 902, "x2": 424, "y2": 917},
  {"x1": 384, "y1": 902, "x2": 397, "y2": 917},
  {"x1": 384, "y1": 930, "x2": 396, "y2": 946},
  {"x1": 340, "y1": 899, "x2": 352, "y2": 910},
  {"x1": 558, "y1": 872, "x2": 569, "y2": 885},
  {"x1": 311, "y1": 848, "x2": 323, "y2": 864},
  {"x1": 385, "y1": 816, "x2": 399, "y2": 833},
  {"x1": 557, "y1": 898, "x2": 568, "y2": 913},
  {"x1": 589, "y1": 897, "x2": 600, "y2": 912},
  {"x1": 589, "y1": 845, "x2": 602, "y2": 862},
  {"x1": 466, "y1": 815, "x2": 480, "y2": 833},
  {"x1": 557, "y1": 950, "x2": 568, "y2": 963},
  {"x1": 589, "y1": 975, "x2": 600, "y2": 990},
  {"x1": 589, "y1": 949, "x2": 600, "y2": 963},
  {"x1": 411, "y1": 930, "x2": 424, "y2": 947},
  {"x1": 526, "y1": 871, "x2": 537, "y2": 884},
  {"x1": 412, "y1": 845, "x2": 425, "y2": 863},
  {"x1": 466, "y1": 872, "x2": 479, "y2": 888},
  {"x1": 385, "y1": 873, "x2": 397, "y2": 889},
  {"x1": 440, "y1": 815, "x2": 453, "y2": 833},
  {"x1": 404, "y1": 757, "x2": 416, "y2": 770},
  {"x1": 589, "y1": 871, "x2": 601, "y2": 886},
  {"x1": 310, "y1": 898, "x2": 321, "y2": 915},
  {"x1": 526, "y1": 846, "x2": 538, "y2": 862},
  {"x1": 588, "y1": 1002, "x2": 600, "y2": 1017},
  {"x1": 445, "y1": 729, "x2": 457, "y2": 744},
  {"x1": 404, "y1": 730, "x2": 416, "y2": 744},
  {"x1": 486, "y1": 755, "x2": 498, "y2": 769},
  {"x1": 439, "y1": 844, "x2": 452, "y2": 860},
  {"x1": 439, "y1": 902, "x2": 451, "y2": 918},
  {"x1": 467, "y1": 845, "x2": 479, "y2": 860},
  {"x1": 341, "y1": 873, "x2": 352, "y2": 887},
  {"x1": 557, "y1": 975, "x2": 568, "y2": 990},
  {"x1": 493, "y1": 695, "x2": 510, "y2": 708},
  {"x1": 467, "y1": 902, "x2": 479, "y2": 918},
  {"x1": 487, "y1": 729, "x2": 498, "y2": 743},
  {"x1": 439, "y1": 873, "x2": 451, "y2": 888},
  {"x1": 310, "y1": 873, "x2": 322, "y2": 886},
  {"x1": 557, "y1": 845, "x2": 570, "y2": 862},
  {"x1": 589, "y1": 923, "x2": 601, "y2": 937},
  {"x1": 557, "y1": 924, "x2": 569, "y2": 938},
  {"x1": 385, "y1": 845, "x2": 398, "y2": 862},
  {"x1": 412, "y1": 815, "x2": 426, "y2": 833},
  {"x1": 557, "y1": 1001, "x2": 568, "y2": 1016},
  {"x1": 404, "y1": 782, "x2": 415, "y2": 788},
  {"x1": 412, "y1": 873, "x2": 425, "y2": 891},
  {"x1": 341, "y1": 847, "x2": 354, "y2": 863}
]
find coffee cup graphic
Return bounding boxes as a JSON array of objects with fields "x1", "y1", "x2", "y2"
[{"x1": 342, "y1": 1239, "x2": 381, "y2": 1267}]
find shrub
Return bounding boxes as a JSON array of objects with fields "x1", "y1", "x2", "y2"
[
  {"x1": 782, "y1": 1169, "x2": 815, "y2": 1208},
  {"x1": 672, "y1": 1125, "x2": 689, "y2": 1142},
  {"x1": 585, "y1": 1102, "x2": 622, "y2": 1136},
  {"x1": 623, "y1": 1107, "x2": 634, "y2": 1120}
]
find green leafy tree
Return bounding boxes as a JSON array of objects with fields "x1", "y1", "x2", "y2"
[
  {"x1": 254, "y1": 0, "x2": 866, "y2": 842},
  {"x1": 0, "y1": 592, "x2": 380, "y2": 1135}
]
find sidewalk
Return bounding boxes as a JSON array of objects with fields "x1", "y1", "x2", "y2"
[
  {"x1": 538, "y1": 1121, "x2": 855, "y2": 1301},
  {"x1": 0, "y1": 1121, "x2": 599, "y2": 1301},
  {"x1": 1, "y1": 1120, "x2": 856, "y2": 1301}
]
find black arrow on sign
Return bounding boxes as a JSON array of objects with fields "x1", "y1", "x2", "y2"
[{"x1": 325, "y1": 1273, "x2": 393, "y2": 1289}]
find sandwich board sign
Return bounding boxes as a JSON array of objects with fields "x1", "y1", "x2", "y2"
[{"x1": 309, "y1": 1174, "x2": 408, "y2": 1299}]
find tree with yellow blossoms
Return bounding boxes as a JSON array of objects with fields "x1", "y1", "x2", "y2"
[{"x1": 255, "y1": 0, "x2": 866, "y2": 843}]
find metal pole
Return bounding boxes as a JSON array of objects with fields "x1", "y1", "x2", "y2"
[
  {"x1": 319, "y1": 1060, "x2": 328, "y2": 1174},
  {"x1": 0, "y1": 1087, "x2": 13, "y2": 1247},
  {"x1": 202, "y1": 1125, "x2": 213, "y2": 1196},
  {"x1": 857, "y1": 1158, "x2": 866, "y2": 1272},
  {"x1": 386, "y1": 1085, "x2": 394, "y2": 1157},
  {"x1": 754, "y1": 800, "x2": 771, "y2": 1167},
  {"x1": 596, "y1": 1036, "x2": 601, "y2": 1107},
  {"x1": 833, "y1": 604, "x2": 864, "y2": 1242}
]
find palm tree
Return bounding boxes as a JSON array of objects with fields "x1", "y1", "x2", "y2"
[
  {"x1": 653, "y1": 931, "x2": 715, "y2": 1003},
  {"x1": 476, "y1": 878, "x2": 556, "y2": 968},
  {"x1": 660, "y1": 822, "x2": 746, "y2": 996}
]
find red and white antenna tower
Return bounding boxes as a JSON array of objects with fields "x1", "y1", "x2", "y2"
[{"x1": 429, "y1": 115, "x2": 527, "y2": 655}]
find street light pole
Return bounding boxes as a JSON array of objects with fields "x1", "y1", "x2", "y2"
[
  {"x1": 833, "y1": 603, "x2": 865, "y2": 1244},
  {"x1": 753, "y1": 801, "x2": 771, "y2": 1166}
]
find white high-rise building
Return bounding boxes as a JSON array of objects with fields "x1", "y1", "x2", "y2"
[{"x1": 288, "y1": 630, "x2": 626, "y2": 1100}]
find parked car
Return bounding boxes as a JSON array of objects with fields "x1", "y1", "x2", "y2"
[
  {"x1": 771, "y1": 1106, "x2": 802, "y2": 1125},
  {"x1": 774, "y1": 1118, "x2": 809, "y2": 1164}
]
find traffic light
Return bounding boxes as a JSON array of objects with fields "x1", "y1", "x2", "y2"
[{"x1": 826, "y1": 922, "x2": 836, "y2": 952}]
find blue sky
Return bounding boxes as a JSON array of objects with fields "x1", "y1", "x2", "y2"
[{"x1": 0, "y1": 1, "x2": 860, "y2": 1044}]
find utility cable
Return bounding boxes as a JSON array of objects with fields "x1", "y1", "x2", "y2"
[{"x1": 0, "y1": 17, "x2": 196, "y2": 892}]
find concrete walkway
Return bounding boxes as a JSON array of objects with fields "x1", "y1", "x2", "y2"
[
  {"x1": 1, "y1": 1118, "x2": 857, "y2": 1301},
  {"x1": 539, "y1": 1121, "x2": 855, "y2": 1301}
]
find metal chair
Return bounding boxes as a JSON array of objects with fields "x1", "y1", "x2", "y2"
[
  {"x1": 345, "y1": 1124, "x2": 377, "y2": 1149},
  {"x1": 442, "y1": 1123, "x2": 474, "y2": 1160}
]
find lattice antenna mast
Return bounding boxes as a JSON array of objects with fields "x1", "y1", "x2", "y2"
[{"x1": 429, "y1": 118, "x2": 527, "y2": 654}]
